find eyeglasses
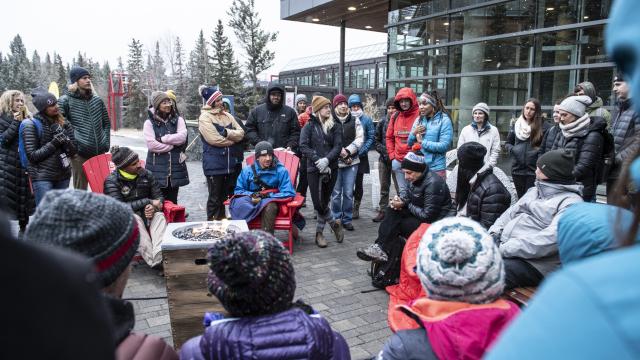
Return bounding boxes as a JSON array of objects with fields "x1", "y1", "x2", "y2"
[{"x1": 161, "y1": 99, "x2": 173, "y2": 104}]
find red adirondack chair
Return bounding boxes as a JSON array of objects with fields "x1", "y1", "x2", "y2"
[
  {"x1": 82, "y1": 153, "x2": 186, "y2": 222},
  {"x1": 225, "y1": 149, "x2": 304, "y2": 254}
]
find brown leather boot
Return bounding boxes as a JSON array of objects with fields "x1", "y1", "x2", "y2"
[
  {"x1": 372, "y1": 210, "x2": 385, "y2": 223},
  {"x1": 261, "y1": 202, "x2": 279, "y2": 234},
  {"x1": 315, "y1": 232, "x2": 328, "y2": 248}
]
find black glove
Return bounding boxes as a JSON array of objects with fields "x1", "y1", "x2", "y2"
[
  {"x1": 52, "y1": 132, "x2": 67, "y2": 147},
  {"x1": 214, "y1": 123, "x2": 228, "y2": 137}
]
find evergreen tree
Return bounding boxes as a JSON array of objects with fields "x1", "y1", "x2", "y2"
[
  {"x1": 211, "y1": 19, "x2": 243, "y2": 95},
  {"x1": 227, "y1": 0, "x2": 278, "y2": 93},
  {"x1": 75, "y1": 51, "x2": 86, "y2": 68},
  {"x1": 43, "y1": 53, "x2": 54, "y2": 85},
  {"x1": 125, "y1": 38, "x2": 146, "y2": 128},
  {"x1": 0, "y1": 53, "x2": 7, "y2": 91},
  {"x1": 151, "y1": 41, "x2": 168, "y2": 90},
  {"x1": 31, "y1": 50, "x2": 46, "y2": 88},
  {"x1": 186, "y1": 30, "x2": 212, "y2": 118},
  {"x1": 172, "y1": 36, "x2": 188, "y2": 115},
  {"x1": 53, "y1": 53, "x2": 67, "y2": 90},
  {"x1": 6, "y1": 35, "x2": 35, "y2": 92}
]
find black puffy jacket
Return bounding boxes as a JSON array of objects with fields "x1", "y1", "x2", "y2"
[
  {"x1": 299, "y1": 115, "x2": 342, "y2": 173},
  {"x1": 464, "y1": 167, "x2": 511, "y2": 229},
  {"x1": 400, "y1": 169, "x2": 455, "y2": 222},
  {"x1": 0, "y1": 113, "x2": 34, "y2": 223},
  {"x1": 22, "y1": 114, "x2": 77, "y2": 182},
  {"x1": 104, "y1": 169, "x2": 164, "y2": 218},
  {"x1": 375, "y1": 114, "x2": 395, "y2": 163},
  {"x1": 245, "y1": 83, "x2": 301, "y2": 151},
  {"x1": 610, "y1": 98, "x2": 640, "y2": 178},
  {"x1": 539, "y1": 123, "x2": 560, "y2": 156},
  {"x1": 506, "y1": 120, "x2": 551, "y2": 176},
  {"x1": 551, "y1": 116, "x2": 605, "y2": 201}
]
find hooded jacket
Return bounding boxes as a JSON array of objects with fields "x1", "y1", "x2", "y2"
[
  {"x1": 551, "y1": 115, "x2": 606, "y2": 201},
  {"x1": 299, "y1": 114, "x2": 342, "y2": 173},
  {"x1": 462, "y1": 165, "x2": 511, "y2": 229},
  {"x1": 381, "y1": 298, "x2": 520, "y2": 360},
  {"x1": 58, "y1": 89, "x2": 110, "y2": 158},
  {"x1": 199, "y1": 106, "x2": 245, "y2": 176},
  {"x1": 407, "y1": 111, "x2": 453, "y2": 172},
  {"x1": 245, "y1": 83, "x2": 301, "y2": 151},
  {"x1": 457, "y1": 121, "x2": 501, "y2": 167},
  {"x1": 489, "y1": 181, "x2": 584, "y2": 276},
  {"x1": 399, "y1": 168, "x2": 455, "y2": 222},
  {"x1": 179, "y1": 308, "x2": 351, "y2": 360},
  {"x1": 233, "y1": 160, "x2": 296, "y2": 199},
  {"x1": 386, "y1": 88, "x2": 419, "y2": 162},
  {"x1": 0, "y1": 112, "x2": 34, "y2": 223}
]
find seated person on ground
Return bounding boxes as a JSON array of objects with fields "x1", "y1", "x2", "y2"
[
  {"x1": 26, "y1": 189, "x2": 178, "y2": 359},
  {"x1": 230, "y1": 141, "x2": 296, "y2": 234},
  {"x1": 377, "y1": 217, "x2": 520, "y2": 360},
  {"x1": 357, "y1": 152, "x2": 455, "y2": 263},
  {"x1": 104, "y1": 146, "x2": 167, "y2": 268},
  {"x1": 180, "y1": 230, "x2": 350, "y2": 360},
  {"x1": 455, "y1": 142, "x2": 511, "y2": 229},
  {"x1": 488, "y1": 149, "x2": 583, "y2": 289}
]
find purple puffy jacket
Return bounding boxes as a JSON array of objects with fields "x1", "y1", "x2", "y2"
[{"x1": 179, "y1": 308, "x2": 350, "y2": 360}]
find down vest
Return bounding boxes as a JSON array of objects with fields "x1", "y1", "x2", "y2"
[
  {"x1": 464, "y1": 166, "x2": 511, "y2": 229},
  {"x1": 179, "y1": 308, "x2": 351, "y2": 360},
  {"x1": 551, "y1": 116, "x2": 606, "y2": 201},
  {"x1": 144, "y1": 115, "x2": 189, "y2": 188},
  {"x1": 0, "y1": 113, "x2": 34, "y2": 223},
  {"x1": 58, "y1": 90, "x2": 110, "y2": 158},
  {"x1": 104, "y1": 169, "x2": 164, "y2": 218},
  {"x1": 22, "y1": 114, "x2": 77, "y2": 182},
  {"x1": 400, "y1": 169, "x2": 455, "y2": 222}
]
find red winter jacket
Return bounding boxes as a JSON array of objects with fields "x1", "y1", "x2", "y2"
[{"x1": 386, "y1": 88, "x2": 419, "y2": 162}]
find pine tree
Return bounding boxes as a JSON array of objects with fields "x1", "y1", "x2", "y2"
[
  {"x1": 186, "y1": 30, "x2": 212, "y2": 118},
  {"x1": 53, "y1": 53, "x2": 67, "y2": 89},
  {"x1": 125, "y1": 38, "x2": 146, "y2": 128},
  {"x1": 43, "y1": 53, "x2": 54, "y2": 85},
  {"x1": 0, "y1": 53, "x2": 7, "y2": 91},
  {"x1": 31, "y1": 50, "x2": 46, "y2": 88},
  {"x1": 75, "y1": 51, "x2": 86, "y2": 68},
  {"x1": 227, "y1": 0, "x2": 278, "y2": 93},
  {"x1": 172, "y1": 36, "x2": 188, "y2": 115},
  {"x1": 211, "y1": 19, "x2": 243, "y2": 95},
  {"x1": 6, "y1": 34, "x2": 35, "y2": 92},
  {"x1": 152, "y1": 41, "x2": 167, "y2": 90}
]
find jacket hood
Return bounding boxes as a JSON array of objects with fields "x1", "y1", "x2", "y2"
[
  {"x1": 394, "y1": 88, "x2": 419, "y2": 115},
  {"x1": 104, "y1": 295, "x2": 135, "y2": 345},
  {"x1": 265, "y1": 82, "x2": 285, "y2": 110},
  {"x1": 578, "y1": 81, "x2": 597, "y2": 102},
  {"x1": 588, "y1": 114, "x2": 607, "y2": 132},
  {"x1": 536, "y1": 180, "x2": 583, "y2": 198},
  {"x1": 558, "y1": 203, "x2": 638, "y2": 265},
  {"x1": 588, "y1": 96, "x2": 604, "y2": 109}
]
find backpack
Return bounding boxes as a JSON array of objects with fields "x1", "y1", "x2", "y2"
[
  {"x1": 18, "y1": 118, "x2": 43, "y2": 169},
  {"x1": 370, "y1": 236, "x2": 406, "y2": 289}
]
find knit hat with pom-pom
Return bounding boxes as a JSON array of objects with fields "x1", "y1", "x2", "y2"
[
  {"x1": 416, "y1": 217, "x2": 504, "y2": 304},
  {"x1": 207, "y1": 230, "x2": 295, "y2": 317}
]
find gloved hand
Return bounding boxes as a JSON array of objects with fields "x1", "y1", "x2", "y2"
[
  {"x1": 214, "y1": 123, "x2": 228, "y2": 137},
  {"x1": 251, "y1": 192, "x2": 264, "y2": 204},
  {"x1": 315, "y1": 157, "x2": 329, "y2": 172},
  {"x1": 52, "y1": 132, "x2": 68, "y2": 147}
]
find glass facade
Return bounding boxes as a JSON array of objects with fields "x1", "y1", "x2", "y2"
[{"x1": 387, "y1": 0, "x2": 614, "y2": 138}]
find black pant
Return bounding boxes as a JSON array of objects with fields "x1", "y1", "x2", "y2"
[
  {"x1": 512, "y1": 174, "x2": 536, "y2": 199},
  {"x1": 297, "y1": 157, "x2": 308, "y2": 198},
  {"x1": 161, "y1": 187, "x2": 179, "y2": 204},
  {"x1": 375, "y1": 207, "x2": 422, "y2": 254},
  {"x1": 354, "y1": 172, "x2": 364, "y2": 205},
  {"x1": 308, "y1": 169, "x2": 338, "y2": 230},
  {"x1": 503, "y1": 258, "x2": 544, "y2": 289},
  {"x1": 206, "y1": 174, "x2": 233, "y2": 220}
]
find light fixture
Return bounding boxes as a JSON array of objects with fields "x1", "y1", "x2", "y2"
[
  {"x1": 365, "y1": 25, "x2": 372, "y2": 29},
  {"x1": 404, "y1": 16, "x2": 412, "y2": 20},
  {"x1": 443, "y1": 22, "x2": 449, "y2": 26},
  {"x1": 312, "y1": 18, "x2": 320, "y2": 22},
  {"x1": 546, "y1": 7, "x2": 555, "y2": 11},
  {"x1": 348, "y1": 6, "x2": 357, "y2": 11},
  {"x1": 583, "y1": 16, "x2": 589, "y2": 19}
]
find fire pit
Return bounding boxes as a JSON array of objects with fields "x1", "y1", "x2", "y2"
[{"x1": 162, "y1": 220, "x2": 248, "y2": 348}]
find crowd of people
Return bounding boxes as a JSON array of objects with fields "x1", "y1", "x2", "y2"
[{"x1": 2, "y1": 1, "x2": 640, "y2": 356}]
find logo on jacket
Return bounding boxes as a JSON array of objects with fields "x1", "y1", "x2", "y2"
[{"x1": 121, "y1": 185, "x2": 131, "y2": 196}]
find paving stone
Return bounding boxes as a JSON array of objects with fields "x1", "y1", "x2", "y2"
[{"x1": 146, "y1": 314, "x2": 171, "y2": 328}]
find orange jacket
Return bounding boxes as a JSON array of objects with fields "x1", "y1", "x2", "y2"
[{"x1": 386, "y1": 88, "x2": 419, "y2": 162}]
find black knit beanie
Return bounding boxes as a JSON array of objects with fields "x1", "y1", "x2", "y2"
[
  {"x1": 31, "y1": 91, "x2": 57, "y2": 114},
  {"x1": 26, "y1": 189, "x2": 139, "y2": 287},
  {"x1": 401, "y1": 152, "x2": 427, "y2": 173},
  {"x1": 458, "y1": 142, "x2": 486, "y2": 173},
  {"x1": 69, "y1": 66, "x2": 90, "y2": 83},
  {"x1": 255, "y1": 141, "x2": 274, "y2": 157},
  {"x1": 537, "y1": 149, "x2": 575, "y2": 184},
  {"x1": 207, "y1": 230, "x2": 295, "y2": 317},
  {"x1": 110, "y1": 145, "x2": 139, "y2": 169}
]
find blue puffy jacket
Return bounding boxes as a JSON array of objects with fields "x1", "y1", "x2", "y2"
[
  {"x1": 234, "y1": 160, "x2": 295, "y2": 199},
  {"x1": 407, "y1": 111, "x2": 453, "y2": 172},
  {"x1": 179, "y1": 307, "x2": 351, "y2": 360}
]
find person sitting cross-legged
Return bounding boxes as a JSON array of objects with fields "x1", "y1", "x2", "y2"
[
  {"x1": 356, "y1": 152, "x2": 455, "y2": 263},
  {"x1": 230, "y1": 141, "x2": 296, "y2": 234},
  {"x1": 104, "y1": 145, "x2": 167, "y2": 268},
  {"x1": 488, "y1": 149, "x2": 584, "y2": 289}
]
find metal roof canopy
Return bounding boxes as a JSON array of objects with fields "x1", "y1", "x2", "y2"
[
  {"x1": 280, "y1": 43, "x2": 386, "y2": 72},
  {"x1": 281, "y1": 0, "x2": 389, "y2": 33}
]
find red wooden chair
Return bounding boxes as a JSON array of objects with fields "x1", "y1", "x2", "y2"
[
  {"x1": 82, "y1": 153, "x2": 186, "y2": 222},
  {"x1": 225, "y1": 149, "x2": 304, "y2": 254}
]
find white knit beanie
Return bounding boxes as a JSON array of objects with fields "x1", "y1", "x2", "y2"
[
  {"x1": 416, "y1": 217, "x2": 505, "y2": 304},
  {"x1": 557, "y1": 95, "x2": 592, "y2": 117}
]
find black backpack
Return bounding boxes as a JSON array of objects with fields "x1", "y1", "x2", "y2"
[{"x1": 370, "y1": 236, "x2": 406, "y2": 289}]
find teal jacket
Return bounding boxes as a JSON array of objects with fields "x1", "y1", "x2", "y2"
[
  {"x1": 234, "y1": 160, "x2": 296, "y2": 199},
  {"x1": 407, "y1": 111, "x2": 453, "y2": 171},
  {"x1": 58, "y1": 90, "x2": 110, "y2": 158}
]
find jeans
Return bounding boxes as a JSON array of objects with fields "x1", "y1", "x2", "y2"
[
  {"x1": 331, "y1": 165, "x2": 357, "y2": 225},
  {"x1": 392, "y1": 159, "x2": 408, "y2": 193},
  {"x1": 32, "y1": 179, "x2": 71, "y2": 206},
  {"x1": 378, "y1": 159, "x2": 399, "y2": 210},
  {"x1": 503, "y1": 258, "x2": 544, "y2": 289}
]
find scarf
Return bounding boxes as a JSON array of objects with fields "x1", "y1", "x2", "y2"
[
  {"x1": 118, "y1": 169, "x2": 138, "y2": 180},
  {"x1": 559, "y1": 113, "x2": 591, "y2": 139},
  {"x1": 514, "y1": 116, "x2": 531, "y2": 141},
  {"x1": 351, "y1": 109, "x2": 363, "y2": 119},
  {"x1": 335, "y1": 112, "x2": 349, "y2": 123}
]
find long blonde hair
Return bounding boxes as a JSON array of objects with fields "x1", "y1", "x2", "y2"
[
  {"x1": 315, "y1": 111, "x2": 334, "y2": 134},
  {"x1": 0, "y1": 90, "x2": 29, "y2": 118}
]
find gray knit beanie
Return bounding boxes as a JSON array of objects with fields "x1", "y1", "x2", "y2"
[
  {"x1": 295, "y1": 94, "x2": 307, "y2": 105},
  {"x1": 26, "y1": 189, "x2": 139, "y2": 287},
  {"x1": 417, "y1": 217, "x2": 505, "y2": 304},
  {"x1": 255, "y1": 141, "x2": 274, "y2": 157},
  {"x1": 472, "y1": 102, "x2": 490, "y2": 118},
  {"x1": 557, "y1": 95, "x2": 592, "y2": 117}
]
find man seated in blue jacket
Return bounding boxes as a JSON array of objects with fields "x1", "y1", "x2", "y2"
[{"x1": 230, "y1": 141, "x2": 296, "y2": 234}]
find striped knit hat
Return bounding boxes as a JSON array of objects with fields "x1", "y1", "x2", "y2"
[
  {"x1": 416, "y1": 217, "x2": 504, "y2": 304},
  {"x1": 207, "y1": 230, "x2": 295, "y2": 317},
  {"x1": 199, "y1": 85, "x2": 223, "y2": 107},
  {"x1": 26, "y1": 189, "x2": 139, "y2": 287}
]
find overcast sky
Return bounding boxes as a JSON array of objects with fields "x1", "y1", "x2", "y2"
[{"x1": 0, "y1": 0, "x2": 386, "y2": 79}]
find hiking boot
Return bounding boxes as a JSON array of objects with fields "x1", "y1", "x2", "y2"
[
  {"x1": 315, "y1": 232, "x2": 328, "y2": 248},
  {"x1": 343, "y1": 222, "x2": 354, "y2": 231},
  {"x1": 356, "y1": 243, "x2": 388, "y2": 262},
  {"x1": 372, "y1": 211, "x2": 385, "y2": 222},
  {"x1": 330, "y1": 221, "x2": 344, "y2": 243},
  {"x1": 353, "y1": 201, "x2": 360, "y2": 219}
]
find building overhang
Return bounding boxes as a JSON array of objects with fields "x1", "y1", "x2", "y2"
[{"x1": 280, "y1": 0, "x2": 388, "y2": 33}]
